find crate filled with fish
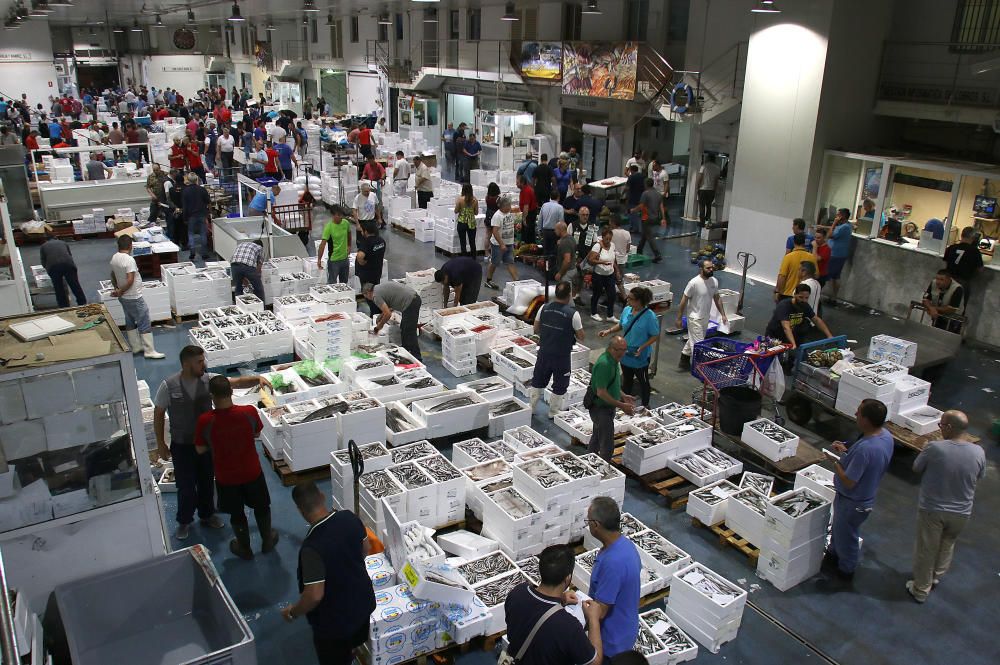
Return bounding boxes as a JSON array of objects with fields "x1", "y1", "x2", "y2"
[
  {"x1": 264, "y1": 367, "x2": 310, "y2": 406},
  {"x1": 417, "y1": 455, "x2": 466, "y2": 526},
  {"x1": 740, "y1": 418, "x2": 800, "y2": 462},
  {"x1": 490, "y1": 344, "x2": 537, "y2": 384},
  {"x1": 546, "y1": 452, "x2": 601, "y2": 499},
  {"x1": 456, "y1": 377, "x2": 514, "y2": 403},
  {"x1": 632, "y1": 622, "x2": 672, "y2": 665},
  {"x1": 764, "y1": 487, "x2": 831, "y2": 540},
  {"x1": 394, "y1": 370, "x2": 447, "y2": 403},
  {"x1": 472, "y1": 571, "x2": 530, "y2": 636},
  {"x1": 273, "y1": 292, "x2": 324, "y2": 321},
  {"x1": 631, "y1": 529, "x2": 693, "y2": 580},
  {"x1": 466, "y1": 474, "x2": 514, "y2": 520},
  {"x1": 572, "y1": 548, "x2": 601, "y2": 590},
  {"x1": 481, "y1": 487, "x2": 543, "y2": 557},
  {"x1": 457, "y1": 550, "x2": 518, "y2": 586},
  {"x1": 377, "y1": 346, "x2": 423, "y2": 369},
  {"x1": 793, "y1": 464, "x2": 835, "y2": 503},
  {"x1": 686, "y1": 479, "x2": 741, "y2": 526},
  {"x1": 279, "y1": 400, "x2": 347, "y2": 471},
  {"x1": 503, "y1": 425, "x2": 555, "y2": 453},
  {"x1": 387, "y1": 440, "x2": 437, "y2": 464},
  {"x1": 340, "y1": 355, "x2": 395, "y2": 385},
  {"x1": 491, "y1": 332, "x2": 538, "y2": 355},
  {"x1": 387, "y1": 462, "x2": 438, "y2": 524},
  {"x1": 487, "y1": 397, "x2": 531, "y2": 437},
  {"x1": 511, "y1": 458, "x2": 572, "y2": 510},
  {"x1": 578, "y1": 453, "x2": 626, "y2": 504},
  {"x1": 451, "y1": 438, "x2": 500, "y2": 468},
  {"x1": 409, "y1": 391, "x2": 489, "y2": 438},
  {"x1": 553, "y1": 407, "x2": 594, "y2": 441},
  {"x1": 655, "y1": 403, "x2": 706, "y2": 423},
  {"x1": 639, "y1": 609, "x2": 698, "y2": 665},
  {"x1": 739, "y1": 471, "x2": 775, "y2": 497},
  {"x1": 310, "y1": 282, "x2": 356, "y2": 306},
  {"x1": 339, "y1": 398, "x2": 388, "y2": 451},
  {"x1": 724, "y1": 488, "x2": 770, "y2": 546},
  {"x1": 666, "y1": 562, "x2": 746, "y2": 654},
  {"x1": 514, "y1": 556, "x2": 540, "y2": 585},
  {"x1": 234, "y1": 293, "x2": 264, "y2": 313},
  {"x1": 328, "y1": 442, "x2": 392, "y2": 510},
  {"x1": 283, "y1": 362, "x2": 344, "y2": 400},
  {"x1": 690, "y1": 445, "x2": 743, "y2": 478},
  {"x1": 359, "y1": 469, "x2": 406, "y2": 530},
  {"x1": 187, "y1": 327, "x2": 231, "y2": 366},
  {"x1": 383, "y1": 401, "x2": 430, "y2": 447}
]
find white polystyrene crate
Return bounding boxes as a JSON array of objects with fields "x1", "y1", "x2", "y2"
[
  {"x1": 686, "y1": 479, "x2": 741, "y2": 526},
  {"x1": 490, "y1": 345, "x2": 536, "y2": 384}
]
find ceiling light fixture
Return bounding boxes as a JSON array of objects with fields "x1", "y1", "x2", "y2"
[
  {"x1": 751, "y1": 0, "x2": 781, "y2": 13},
  {"x1": 424, "y1": 8, "x2": 438, "y2": 23},
  {"x1": 302, "y1": 14, "x2": 309, "y2": 24},
  {"x1": 377, "y1": 13, "x2": 392, "y2": 25},
  {"x1": 46, "y1": 0, "x2": 73, "y2": 6},
  {"x1": 501, "y1": 3, "x2": 519, "y2": 21},
  {"x1": 131, "y1": 19, "x2": 142, "y2": 32},
  {"x1": 113, "y1": 25, "x2": 125, "y2": 33},
  {"x1": 302, "y1": 1, "x2": 319, "y2": 12},
  {"x1": 582, "y1": 1, "x2": 602, "y2": 15},
  {"x1": 228, "y1": 2, "x2": 244, "y2": 21},
  {"x1": 266, "y1": 21, "x2": 276, "y2": 31},
  {"x1": 153, "y1": 14, "x2": 165, "y2": 28}
]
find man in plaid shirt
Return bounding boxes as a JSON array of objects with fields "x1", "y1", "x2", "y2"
[{"x1": 231, "y1": 239, "x2": 265, "y2": 300}]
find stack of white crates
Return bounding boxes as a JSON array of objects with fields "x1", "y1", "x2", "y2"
[
  {"x1": 142, "y1": 280, "x2": 171, "y2": 322},
  {"x1": 441, "y1": 323, "x2": 477, "y2": 377},
  {"x1": 835, "y1": 367, "x2": 896, "y2": 417},
  {"x1": 308, "y1": 312, "x2": 352, "y2": 362},
  {"x1": 666, "y1": 563, "x2": 746, "y2": 653},
  {"x1": 310, "y1": 283, "x2": 356, "y2": 314},
  {"x1": 725, "y1": 488, "x2": 770, "y2": 546},
  {"x1": 329, "y1": 441, "x2": 393, "y2": 510},
  {"x1": 636, "y1": 608, "x2": 699, "y2": 665},
  {"x1": 757, "y1": 487, "x2": 832, "y2": 591},
  {"x1": 686, "y1": 479, "x2": 741, "y2": 526},
  {"x1": 621, "y1": 417, "x2": 712, "y2": 476},
  {"x1": 161, "y1": 263, "x2": 232, "y2": 316}
]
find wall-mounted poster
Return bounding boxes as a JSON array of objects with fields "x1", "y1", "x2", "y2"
[
  {"x1": 862, "y1": 167, "x2": 882, "y2": 201},
  {"x1": 520, "y1": 42, "x2": 562, "y2": 80},
  {"x1": 562, "y1": 42, "x2": 638, "y2": 100}
]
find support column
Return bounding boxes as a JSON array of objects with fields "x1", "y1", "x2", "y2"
[{"x1": 725, "y1": 1, "x2": 836, "y2": 282}]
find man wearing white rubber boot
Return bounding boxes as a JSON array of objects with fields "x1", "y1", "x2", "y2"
[
  {"x1": 529, "y1": 281, "x2": 585, "y2": 418},
  {"x1": 110, "y1": 234, "x2": 165, "y2": 359}
]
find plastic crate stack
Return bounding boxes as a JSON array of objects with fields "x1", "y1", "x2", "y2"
[
  {"x1": 756, "y1": 488, "x2": 832, "y2": 591},
  {"x1": 441, "y1": 323, "x2": 477, "y2": 377},
  {"x1": 666, "y1": 563, "x2": 746, "y2": 653}
]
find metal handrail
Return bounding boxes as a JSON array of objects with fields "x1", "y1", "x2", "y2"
[{"x1": 0, "y1": 548, "x2": 20, "y2": 663}]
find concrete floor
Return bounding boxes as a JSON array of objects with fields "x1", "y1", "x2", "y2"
[{"x1": 19, "y1": 195, "x2": 999, "y2": 665}]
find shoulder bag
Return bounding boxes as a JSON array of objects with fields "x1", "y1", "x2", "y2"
[
  {"x1": 584, "y1": 312, "x2": 646, "y2": 409},
  {"x1": 497, "y1": 604, "x2": 563, "y2": 665}
]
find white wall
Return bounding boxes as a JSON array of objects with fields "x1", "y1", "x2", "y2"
[
  {"x1": 0, "y1": 20, "x2": 59, "y2": 108},
  {"x1": 726, "y1": 2, "x2": 835, "y2": 283},
  {"x1": 145, "y1": 55, "x2": 208, "y2": 98}
]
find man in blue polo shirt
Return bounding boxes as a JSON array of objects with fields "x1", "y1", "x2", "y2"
[
  {"x1": 586, "y1": 496, "x2": 641, "y2": 659},
  {"x1": 824, "y1": 209, "x2": 853, "y2": 303},
  {"x1": 824, "y1": 398, "x2": 894, "y2": 582}
]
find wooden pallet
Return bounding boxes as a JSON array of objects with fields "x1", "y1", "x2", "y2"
[
  {"x1": 390, "y1": 223, "x2": 415, "y2": 237},
  {"x1": 691, "y1": 518, "x2": 760, "y2": 564},
  {"x1": 640, "y1": 587, "x2": 671, "y2": 608},
  {"x1": 172, "y1": 312, "x2": 201, "y2": 324},
  {"x1": 263, "y1": 447, "x2": 330, "y2": 487}
]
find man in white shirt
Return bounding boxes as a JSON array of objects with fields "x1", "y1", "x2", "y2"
[
  {"x1": 109, "y1": 235, "x2": 165, "y2": 359},
  {"x1": 799, "y1": 261, "x2": 822, "y2": 315},
  {"x1": 539, "y1": 189, "x2": 565, "y2": 259},
  {"x1": 697, "y1": 154, "x2": 722, "y2": 226},
  {"x1": 353, "y1": 181, "x2": 381, "y2": 231},
  {"x1": 484, "y1": 196, "x2": 520, "y2": 289},
  {"x1": 392, "y1": 151, "x2": 411, "y2": 197},
  {"x1": 414, "y1": 155, "x2": 434, "y2": 209},
  {"x1": 676, "y1": 260, "x2": 728, "y2": 371}
]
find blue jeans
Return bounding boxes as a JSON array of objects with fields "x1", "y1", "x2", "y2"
[
  {"x1": 830, "y1": 494, "x2": 873, "y2": 574},
  {"x1": 119, "y1": 296, "x2": 151, "y2": 333},
  {"x1": 327, "y1": 258, "x2": 349, "y2": 284},
  {"x1": 48, "y1": 263, "x2": 86, "y2": 308},
  {"x1": 188, "y1": 215, "x2": 209, "y2": 259}
]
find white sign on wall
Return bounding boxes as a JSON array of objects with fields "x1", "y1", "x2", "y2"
[
  {"x1": 162, "y1": 66, "x2": 199, "y2": 72},
  {"x1": 0, "y1": 52, "x2": 34, "y2": 61}
]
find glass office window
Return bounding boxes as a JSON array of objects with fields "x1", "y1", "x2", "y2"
[{"x1": 881, "y1": 166, "x2": 955, "y2": 252}]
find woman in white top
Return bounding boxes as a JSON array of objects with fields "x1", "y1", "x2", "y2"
[{"x1": 587, "y1": 226, "x2": 621, "y2": 322}]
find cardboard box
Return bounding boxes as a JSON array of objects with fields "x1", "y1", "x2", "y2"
[{"x1": 400, "y1": 559, "x2": 475, "y2": 605}]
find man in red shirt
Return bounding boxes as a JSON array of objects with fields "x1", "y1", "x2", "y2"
[
  {"x1": 518, "y1": 174, "x2": 539, "y2": 244},
  {"x1": 168, "y1": 136, "x2": 186, "y2": 169},
  {"x1": 358, "y1": 124, "x2": 373, "y2": 158},
  {"x1": 195, "y1": 376, "x2": 277, "y2": 560},
  {"x1": 814, "y1": 227, "x2": 832, "y2": 285},
  {"x1": 184, "y1": 137, "x2": 206, "y2": 181},
  {"x1": 214, "y1": 101, "x2": 231, "y2": 126},
  {"x1": 154, "y1": 106, "x2": 170, "y2": 121},
  {"x1": 264, "y1": 142, "x2": 280, "y2": 177}
]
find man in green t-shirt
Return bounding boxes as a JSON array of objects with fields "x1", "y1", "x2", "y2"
[
  {"x1": 588, "y1": 335, "x2": 634, "y2": 461},
  {"x1": 316, "y1": 205, "x2": 351, "y2": 284}
]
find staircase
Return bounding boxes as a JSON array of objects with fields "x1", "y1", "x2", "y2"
[{"x1": 636, "y1": 42, "x2": 747, "y2": 125}]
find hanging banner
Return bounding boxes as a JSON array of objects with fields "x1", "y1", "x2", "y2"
[
  {"x1": 562, "y1": 42, "x2": 638, "y2": 100},
  {"x1": 519, "y1": 41, "x2": 562, "y2": 81}
]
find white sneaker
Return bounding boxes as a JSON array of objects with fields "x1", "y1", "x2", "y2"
[
  {"x1": 590, "y1": 314, "x2": 603, "y2": 322},
  {"x1": 608, "y1": 315, "x2": 619, "y2": 323}
]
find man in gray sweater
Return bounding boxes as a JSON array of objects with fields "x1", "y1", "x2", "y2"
[
  {"x1": 906, "y1": 410, "x2": 986, "y2": 603},
  {"x1": 40, "y1": 232, "x2": 87, "y2": 308}
]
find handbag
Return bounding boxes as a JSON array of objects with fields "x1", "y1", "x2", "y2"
[{"x1": 497, "y1": 604, "x2": 563, "y2": 665}]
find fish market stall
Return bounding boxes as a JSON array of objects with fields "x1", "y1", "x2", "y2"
[
  {"x1": 212, "y1": 217, "x2": 309, "y2": 264},
  {"x1": 0, "y1": 306, "x2": 167, "y2": 615}
]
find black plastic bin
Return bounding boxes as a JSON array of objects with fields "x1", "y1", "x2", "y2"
[{"x1": 718, "y1": 385, "x2": 762, "y2": 436}]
